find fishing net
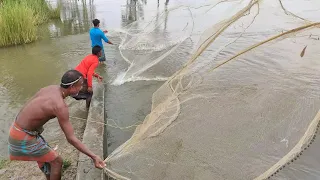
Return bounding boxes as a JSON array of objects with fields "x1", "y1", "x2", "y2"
[
  {"x1": 105, "y1": 0, "x2": 320, "y2": 179},
  {"x1": 112, "y1": 6, "x2": 194, "y2": 85}
]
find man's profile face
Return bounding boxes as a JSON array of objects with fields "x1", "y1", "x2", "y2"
[{"x1": 70, "y1": 78, "x2": 83, "y2": 96}]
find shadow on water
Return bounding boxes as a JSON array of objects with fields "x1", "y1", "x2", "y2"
[
  {"x1": 121, "y1": 0, "x2": 146, "y2": 27},
  {"x1": 47, "y1": 0, "x2": 95, "y2": 37},
  {"x1": 158, "y1": 0, "x2": 169, "y2": 7}
]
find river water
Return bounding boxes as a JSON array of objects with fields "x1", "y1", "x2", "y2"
[
  {"x1": 0, "y1": 0, "x2": 178, "y2": 158},
  {"x1": 101, "y1": 0, "x2": 320, "y2": 179},
  {"x1": 1, "y1": 0, "x2": 320, "y2": 179}
]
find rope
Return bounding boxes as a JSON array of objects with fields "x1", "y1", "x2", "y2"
[
  {"x1": 103, "y1": 168, "x2": 131, "y2": 180},
  {"x1": 208, "y1": 22, "x2": 320, "y2": 72},
  {"x1": 69, "y1": 116, "x2": 141, "y2": 130}
]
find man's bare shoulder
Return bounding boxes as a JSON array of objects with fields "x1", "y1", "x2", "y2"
[
  {"x1": 37, "y1": 85, "x2": 66, "y2": 110},
  {"x1": 55, "y1": 100, "x2": 68, "y2": 113},
  {"x1": 15, "y1": 85, "x2": 66, "y2": 129}
]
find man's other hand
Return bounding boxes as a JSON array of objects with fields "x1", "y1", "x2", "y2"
[
  {"x1": 87, "y1": 87, "x2": 93, "y2": 93},
  {"x1": 98, "y1": 76, "x2": 103, "y2": 83}
]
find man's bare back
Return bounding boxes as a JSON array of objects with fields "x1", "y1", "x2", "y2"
[{"x1": 15, "y1": 85, "x2": 66, "y2": 131}]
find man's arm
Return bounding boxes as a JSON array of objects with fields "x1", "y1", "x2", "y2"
[
  {"x1": 100, "y1": 30, "x2": 113, "y2": 45},
  {"x1": 93, "y1": 72, "x2": 101, "y2": 78},
  {"x1": 93, "y1": 72, "x2": 103, "y2": 82},
  {"x1": 55, "y1": 104, "x2": 106, "y2": 168}
]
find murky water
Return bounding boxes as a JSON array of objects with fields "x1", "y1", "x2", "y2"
[
  {"x1": 2, "y1": 0, "x2": 320, "y2": 179},
  {"x1": 102, "y1": 0, "x2": 320, "y2": 179},
  {"x1": 0, "y1": 0, "x2": 177, "y2": 158},
  {"x1": 101, "y1": 0, "x2": 194, "y2": 153}
]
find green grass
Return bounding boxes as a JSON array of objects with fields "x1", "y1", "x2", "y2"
[
  {"x1": 0, "y1": 1, "x2": 37, "y2": 47},
  {"x1": 0, "y1": 0, "x2": 61, "y2": 47},
  {"x1": 62, "y1": 159, "x2": 72, "y2": 171},
  {"x1": 0, "y1": 159, "x2": 9, "y2": 169}
]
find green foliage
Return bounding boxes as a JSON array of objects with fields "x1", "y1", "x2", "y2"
[
  {"x1": 62, "y1": 159, "x2": 72, "y2": 171},
  {"x1": 0, "y1": 0, "x2": 61, "y2": 47},
  {"x1": 0, "y1": 159, "x2": 9, "y2": 169}
]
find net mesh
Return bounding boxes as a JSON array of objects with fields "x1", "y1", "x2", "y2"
[
  {"x1": 104, "y1": 0, "x2": 320, "y2": 179},
  {"x1": 112, "y1": 6, "x2": 194, "y2": 85}
]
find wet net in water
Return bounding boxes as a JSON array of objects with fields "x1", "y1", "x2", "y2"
[{"x1": 104, "y1": 0, "x2": 320, "y2": 179}]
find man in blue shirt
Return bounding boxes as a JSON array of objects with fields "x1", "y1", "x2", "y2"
[{"x1": 89, "y1": 19, "x2": 114, "y2": 63}]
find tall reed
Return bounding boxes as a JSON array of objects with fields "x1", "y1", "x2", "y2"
[
  {"x1": 0, "y1": 1, "x2": 37, "y2": 47},
  {"x1": 0, "y1": 0, "x2": 61, "y2": 47}
]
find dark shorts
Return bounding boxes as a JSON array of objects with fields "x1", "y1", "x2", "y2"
[{"x1": 72, "y1": 79, "x2": 93, "y2": 100}]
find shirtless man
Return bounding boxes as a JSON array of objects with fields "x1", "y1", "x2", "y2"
[{"x1": 8, "y1": 70, "x2": 105, "y2": 180}]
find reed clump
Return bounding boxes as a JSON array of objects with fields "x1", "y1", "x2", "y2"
[{"x1": 0, "y1": 0, "x2": 61, "y2": 47}]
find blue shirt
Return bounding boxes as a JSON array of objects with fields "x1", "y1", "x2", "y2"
[{"x1": 89, "y1": 27, "x2": 109, "y2": 48}]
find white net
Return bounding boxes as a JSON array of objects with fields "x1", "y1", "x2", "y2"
[
  {"x1": 105, "y1": 0, "x2": 320, "y2": 179},
  {"x1": 112, "y1": 6, "x2": 194, "y2": 85}
]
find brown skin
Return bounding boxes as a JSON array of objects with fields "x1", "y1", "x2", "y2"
[
  {"x1": 15, "y1": 78, "x2": 105, "y2": 180},
  {"x1": 87, "y1": 76, "x2": 103, "y2": 93}
]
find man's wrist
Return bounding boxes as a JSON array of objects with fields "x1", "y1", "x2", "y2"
[{"x1": 90, "y1": 154, "x2": 98, "y2": 159}]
